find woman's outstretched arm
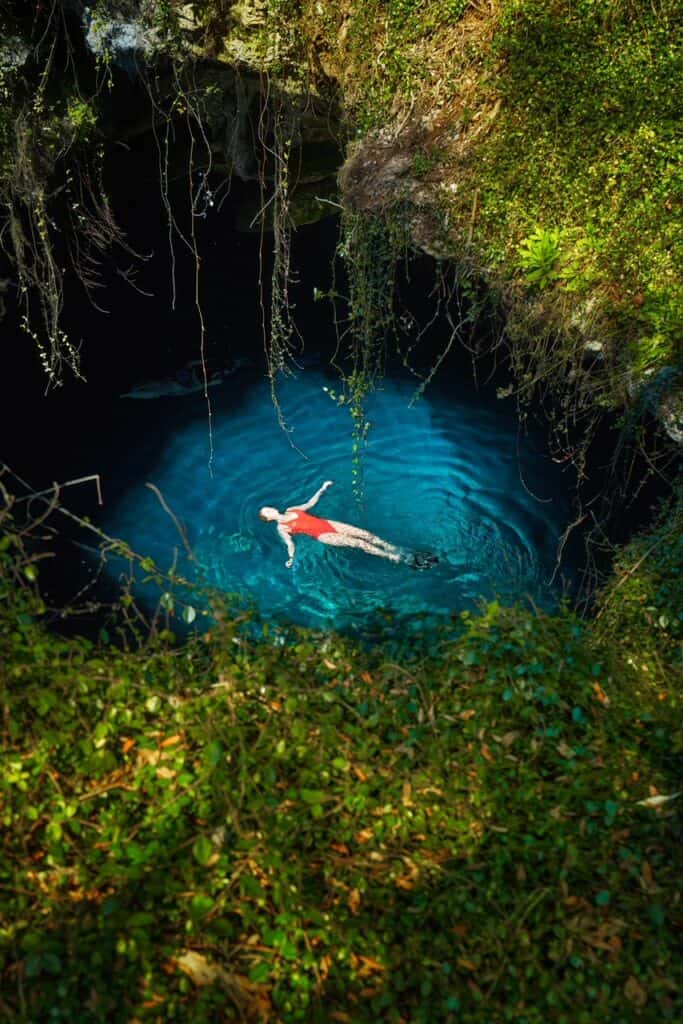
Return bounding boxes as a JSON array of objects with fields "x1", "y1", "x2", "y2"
[
  {"x1": 293, "y1": 480, "x2": 333, "y2": 512},
  {"x1": 277, "y1": 524, "x2": 297, "y2": 568}
]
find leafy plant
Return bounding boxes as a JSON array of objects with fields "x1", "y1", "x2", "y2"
[{"x1": 518, "y1": 226, "x2": 563, "y2": 288}]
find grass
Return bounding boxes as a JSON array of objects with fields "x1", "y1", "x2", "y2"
[{"x1": 1, "y1": 498, "x2": 681, "y2": 1022}]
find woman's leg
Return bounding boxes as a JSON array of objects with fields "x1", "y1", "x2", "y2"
[
  {"x1": 326, "y1": 521, "x2": 400, "y2": 553},
  {"x1": 318, "y1": 532, "x2": 402, "y2": 563}
]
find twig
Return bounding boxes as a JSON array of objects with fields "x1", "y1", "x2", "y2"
[
  {"x1": 145, "y1": 482, "x2": 194, "y2": 560},
  {"x1": 466, "y1": 188, "x2": 479, "y2": 247},
  {"x1": 12, "y1": 473, "x2": 103, "y2": 506}
]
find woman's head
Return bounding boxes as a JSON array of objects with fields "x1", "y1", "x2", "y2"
[{"x1": 259, "y1": 507, "x2": 280, "y2": 522}]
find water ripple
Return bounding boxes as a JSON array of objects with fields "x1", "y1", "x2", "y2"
[{"x1": 101, "y1": 370, "x2": 576, "y2": 633}]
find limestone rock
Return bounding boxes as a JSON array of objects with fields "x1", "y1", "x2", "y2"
[{"x1": 82, "y1": 1, "x2": 166, "y2": 70}]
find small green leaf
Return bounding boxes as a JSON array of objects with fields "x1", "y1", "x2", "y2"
[
  {"x1": 249, "y1": 961, "x2": 271, "y2": 983},
  {"x1": 193, "y1": 835, "x2": 214, "y2": 867},
  {"x1": 596, "y1": 890, "x2": 611, "y2": 906},
  {"x1": 189, "y1": 894, "x2": 214, "y2": 919},
  {"x1": 300, "y1": 789, "x2": 324, "y2": 804}
]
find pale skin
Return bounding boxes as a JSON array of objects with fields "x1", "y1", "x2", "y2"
[{"x1": 259, "y1": 481, "x2": 403, "y2": 568}]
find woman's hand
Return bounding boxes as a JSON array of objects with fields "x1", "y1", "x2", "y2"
[{"x1": 286, "y1": 558, "x2": 294, "y2": 568}]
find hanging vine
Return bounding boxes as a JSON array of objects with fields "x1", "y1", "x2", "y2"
[
  {"x1": 0, "y1": 2, "x2": 140, "y2": 386},
  {"x1": 329, "y1": 206, "x2": 410, "y2": 497}
]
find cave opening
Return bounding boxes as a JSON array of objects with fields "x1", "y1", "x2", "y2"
[{"x1": 0, "y1": 96, "x2": 667, "y2": 641}]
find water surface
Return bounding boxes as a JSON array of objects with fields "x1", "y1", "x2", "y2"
[{"x1": 99, "y1": 368, "x2": 575, "y2": 635}]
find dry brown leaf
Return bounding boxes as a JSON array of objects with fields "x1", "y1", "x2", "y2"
[
  {"x1": 348, "y1": 888, "x2": 361, "y2": 915},
  {"x1": 636, "y1": 792, "x2": 680, "y2": 808},
  {"x1": 160, "y1": 734, "x2": 183, "y2": 749},
  {"x1": 395, "y1": 876, "x2": 415, "y2": 890},
  {"x1": 402, "y1": 781, "x2": 413, "y2": 806},
  {"x1": 457, "y1": 957, "x2": 477, "y2": 971},
  {"x1": 641, "y1": 860, "x2": 654, "y2": 890},
  {"x1": 592, "y1": 682, "x2": 610, "y2": 706},
  {"x1": 624, "y1": 976, "x2": 647, "y2": 1007},
  {"x1": 459, "y1": 709, "x2": 476, "y2": 720},
  {"x1": 141, "y1": 995, "x2": 165, "y2": 1009},
  {"x1": 175, "y1": 950, "x2": 231, "y2": 987},
  {"x1": 357, "y1": 955, "x2": 385, "y2": 975}
]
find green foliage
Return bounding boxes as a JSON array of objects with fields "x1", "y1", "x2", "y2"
[
  {"x1": 1, "y1": 507, "x2": 682, "y2": 1022},
  {"x1": 594, "y1": 484, "x2": 683, "y2": 670},
  {"x1": 411, "y1": 145, "x2": 444, "y2": 178},
  {"x1": 66, "y1": 97, "x2": 97, "y2": 142},
  {"x1": 339, "y1": 0, "x2": 473, "y2": 132},
  {"x1": 518, "y1": 227, "x2": 562, "y2": 289},
  {"x1": 475, "y1": 0, "x2": 683, "y2": 377}
]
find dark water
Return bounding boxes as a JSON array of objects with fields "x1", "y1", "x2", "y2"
[{"x1": 96, "y1": 365, "x2": 576, "y2": 634}]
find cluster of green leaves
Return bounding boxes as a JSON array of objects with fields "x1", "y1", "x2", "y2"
[
  {"x1": 1, "y1": 519, "x2": 681, "y2": 1022},
  {"x1": 517, "y1": 227, "x2": 562, "y2": 290}
]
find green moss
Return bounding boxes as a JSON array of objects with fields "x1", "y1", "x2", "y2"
[
  {"x1": 471, "y1": 0, "x2": 683, "y2": 372},
  {"x1": 284, "y1": 0, "x2": 682, "y2": 402}
]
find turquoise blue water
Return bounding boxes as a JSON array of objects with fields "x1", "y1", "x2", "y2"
[{"x1": 100, "y1": 368, "x2": 575, "y2": 635}]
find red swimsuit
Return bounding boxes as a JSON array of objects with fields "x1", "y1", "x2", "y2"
[{"x1": 286, "y1": 509, "x2": 336, "y2": 539}]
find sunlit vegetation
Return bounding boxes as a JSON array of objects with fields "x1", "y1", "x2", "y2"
[
  {"x1": 294, "y1": 0, "x2": 682, "y2": 407},
  {"x1": 1, "y1": 496, "x2": 681, "y2": 1021},
  {"x1": 1, "y1": 5, "x2": 681, "y2": 1020}
]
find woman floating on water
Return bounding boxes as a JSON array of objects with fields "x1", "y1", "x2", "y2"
[{"x1": 259, "y1": 481, "x2": 438, "y2": 570}]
